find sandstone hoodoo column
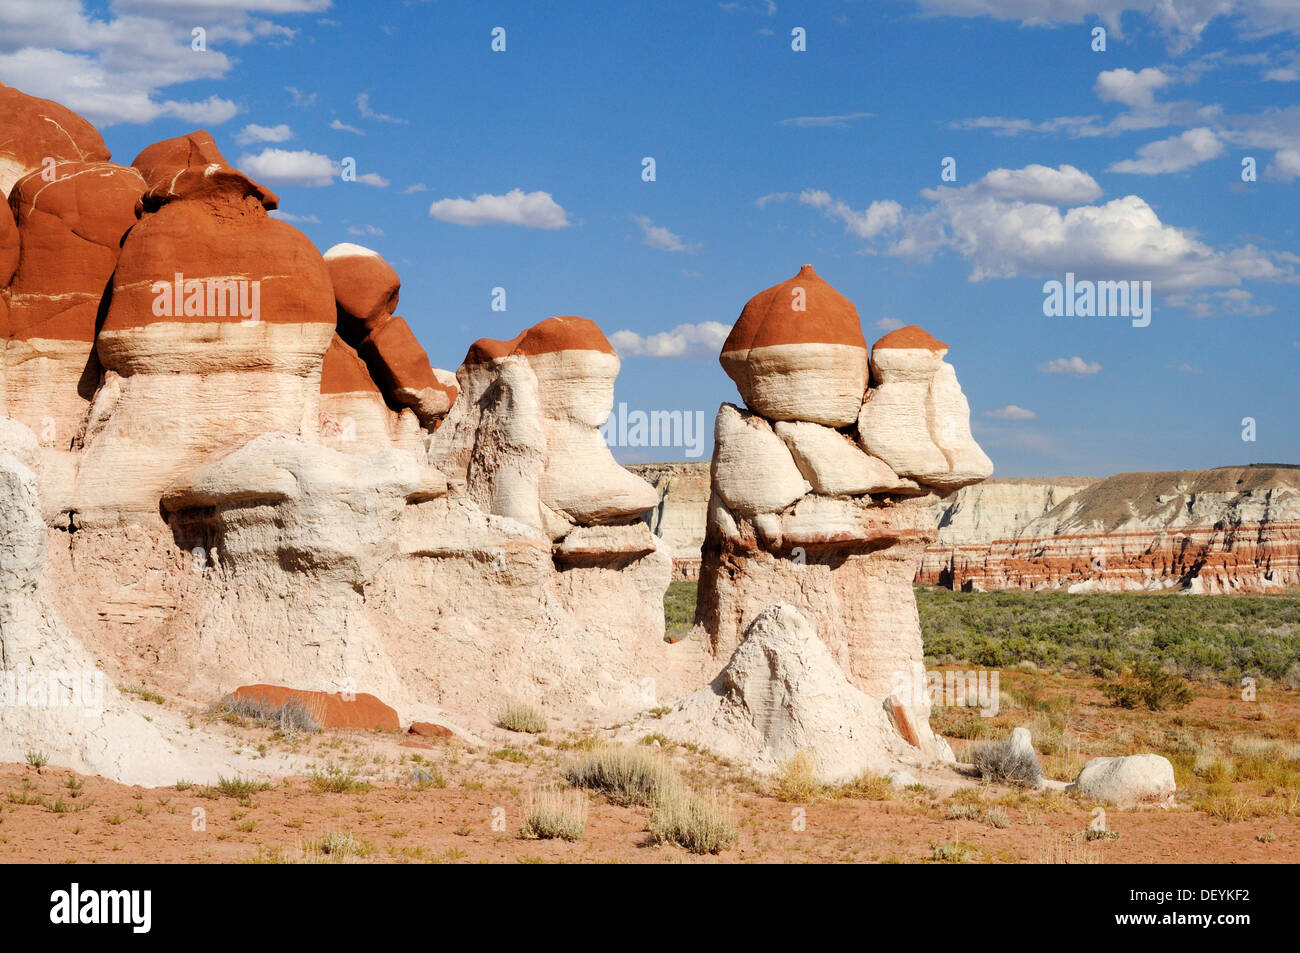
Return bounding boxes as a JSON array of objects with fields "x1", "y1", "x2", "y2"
[
  {"x1": 3, "y1": 160, "x2": 144, "y2": 445},
  {"x1": 73, "y1": 132, "x2": 337, "y2": 524},
  {"x1": 697, "y1": 264, "x2": 993, "y2": 757},
  {"x1": 0, "y1": 84, "x2": 143, "y2": 448}
]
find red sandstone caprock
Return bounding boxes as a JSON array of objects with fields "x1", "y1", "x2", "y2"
[
  {"x1": 323, "y1": 242, "x2": 457, "y2": 427},
  {"x1": 720, "y1": 264, "x2": 869, "y2": 427},
  {"x1": 0, "y1": 82, "x2": 111, "y2": 196},
  {"x1": 132, "y1": 130, "x2": 278, "y2": 212},
  {"x1": 464, "y1": 314, "x2": 616, "y2": 364},
  {"x1": 0, "y1": 196, "x2": 18, "y2": 286},
  {"x1": 230, "y1": 684, "x2": 400, "y2": 731}
]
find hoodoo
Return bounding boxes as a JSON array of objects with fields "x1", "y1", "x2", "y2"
[{"x1": 694, "y1": 265, "x2": 994, "y2": 775}]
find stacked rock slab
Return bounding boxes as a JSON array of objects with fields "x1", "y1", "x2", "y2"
[
  {"x1": 698, "y1": 265, "x2": 993, "y2": 761},
  {"x1": 324, "y1": 243, "x2": 458, "y2": 432},
  {"x1": 72, "y1": 132, "x2": 337, "y2": 524}
]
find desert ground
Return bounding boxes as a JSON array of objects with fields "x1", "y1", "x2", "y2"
[{"x1": 3, "y1": 585, "x2": 1295, "y2": 865}]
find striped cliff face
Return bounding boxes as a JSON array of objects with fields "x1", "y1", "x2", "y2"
[
  {"x1": 919, "y1": 467, "x2": 1300, "y2": 594},
  {"x1": 73, "y1": 133, "x2": 336, "y2": 525}
]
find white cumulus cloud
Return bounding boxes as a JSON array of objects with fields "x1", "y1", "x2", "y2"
[
  {"x1": 632, "y1": 216, "x2": 699, "y2": 253},
  {"x1": 609, "y1": 322, "x2": 731, "y2": 358},
  {"x1": 428, "y1": 189, "x2": 571, "y2": 228},
  {"x1": 238, "y1": 148, "x2": 337, "y2": 186},
  {"x1": 236, "y1": 123, "x2": 292, "y2": 145},
  {"x1": 1109, "y1": 127, "x2": 1223, "y2": 173},
  {"x1": 982, "y1": 405, "x2": 1037, "y2": 420},
  {"x1": 1038, "y1": 356, "x2": 1102, "y2": 376}
]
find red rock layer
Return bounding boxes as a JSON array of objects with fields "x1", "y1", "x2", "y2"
[
  {"x1": 6, "y1": 160, "x2": 145, "y2": 341},
  {"x1": 465, "y1": 315, "x2": 616, "y2": 364},
  {"x1": 0, "y1": 82, "x2": 111, "y2": 192},
  {"x1": 132, "y1": 131, "x2": 278, "y2": 211},
  {"x1": 722, "y1": 264, "x2": 866, "y2": 353},
  {"x1": 320, "y1": 333, "x2": 382, "y2": 395},
  {"x1": 325, "y1": 246, "x2": 457, "y2": 419},
  {"x1": 871, "y1": 325, "x2": 947, "y2": 352},
  {"x1": 230, "y1": 684, "x2": 400, "y2": 731},
  {"x1": 0, "y1": 197, "x2": 17, "y2": 285},
  {"x1": 918, "y1": 521, "x2": 1300, "y2": 593},
  {"x1": 102, "y1": 195, "x2": 333, "y2": 332}
]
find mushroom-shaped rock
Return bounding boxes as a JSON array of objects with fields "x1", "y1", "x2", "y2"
[
  {"x1": 0, "y1": 82, "x2": 111, "y2": 197},
  {"x1": 720, "y1": 264, "x2": 868, "y2": 427},
  {"x1": 857, "y1": 325, "x2": 948, "y2": 480},
  {"x1": 74, "y1": 134, "x2": 335, "y2": 523},
  {"x1": 858, "y1": 326, "x2": 992, "y2": 491},
  {"x1": 711, "y1": 403, "x2": 809, "y2": 517},
  {"x1": 927, "y1": 361, "x2": 994, "y2": 489},
  {"x1": 323, "y1": 243, "x2": 457, "y2": 427},
  {"x1": 3, "y1": 161, "x2": 145, "y2": 441},
  {"x1": 773, "y1": 419, "x2": 917, "y2": 496},
  {"x1": 437, "y1": 316, "x2": 658, "y2": 527}
]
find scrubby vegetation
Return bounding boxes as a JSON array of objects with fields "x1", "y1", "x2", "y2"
[
  {"x1": 496, "y1": 702, "x2": 547, "y2": 734},
  {"x1": 664, "y1": 580, "x2": 697, "y2": 642},
  {"x1": 563, "y1": 745, "x2": 676, "y2": 807},
  {"x1": 917, "y1": 586, "x2": 1300, "y2": 684},
  {"x1": 210, "y1": 693, "x2": 322, "y2": 737},
  {"x1": 648, "y1": 787, "x2": 737, "y2": 854},
  {"x1": 971, "y1": 735, "x2": 1043, "y2": 787},
  {"x1": 564, "y1": 744, "x2": 737, "y2": 854},
  {"x1": 519, "y1": 787, "x2": 587, "y2": 841},
  {"x1": 1100, "y1": 662, "x2": 1196, "y2": 711}
]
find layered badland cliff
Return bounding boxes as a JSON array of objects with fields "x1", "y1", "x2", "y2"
[
  {"x1": 637, "y1": 464, "x2": 1298, "y2": 595},
  {"x1": 0, "y1": 84, "x2": 995, "y2": 785}
]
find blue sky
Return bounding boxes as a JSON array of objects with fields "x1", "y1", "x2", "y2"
[{"x1": 3, "y1": 1, "x2": 1297, "y2": 474}]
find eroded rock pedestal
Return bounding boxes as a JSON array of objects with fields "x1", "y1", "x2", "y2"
[{"x1": 696, "y1": 266, "x2": 993, "y2": 766}]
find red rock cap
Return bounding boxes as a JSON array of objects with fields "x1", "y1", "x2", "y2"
[
  {"x1": 324, "y1": 243, "x2": 401, "y2": 328},
  {"x1": 320, "y1": 333, "x2": 382, "y2": 396},
  {"x1": 465, "y1": 315, "x2": 616, "y2": 364},
  {"x1": 722, "y1": 264, "x2": 866, "y2": 355},
  {"x1": 0, "y1": 82, "x2": 110, "y2": 194},
  {"x1": 6, "y1": 160, "x2": 145, "y2": 341},
  {"x1": 0, "y1": 197, "x2": 18, "y2": 286},
  {"x1": 871, "y1": 325, "x2": 947, "y2": 352},
  {"x1": 132, "y1": 131, "x2": 278, "y2": 211}
]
